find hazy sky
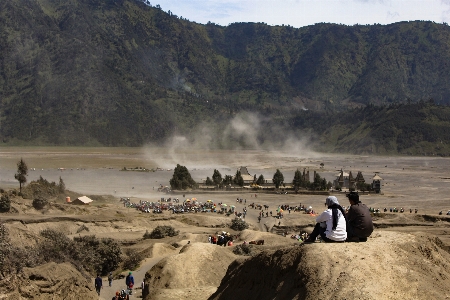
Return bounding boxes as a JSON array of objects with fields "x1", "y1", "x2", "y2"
[{"x1": 150, "y1": 0, "x2": 450, "y2": 28}]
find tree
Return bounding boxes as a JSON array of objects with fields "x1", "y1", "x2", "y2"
[
  {"x1": 292, "y1": 169, "x2": 303, "y2": 193},
  {"x1": 0, "y1": 194, "x2": 11, "y2": 213},
  {"x1": 205, "y1": 177, "x2": 214, "y2": 186},
  {"x1": 272, "y1": 169, "x2": 284, "y2": 189},
  {"x1": 58, "y1": 177, "x2": 66, "y2": 194},
  {"x1": 310, "y1": 173, "x2": 328, "y2": 191},
  {"x1": 169, "y1": 164, "x2": 196, "y2": 190},
  {"x1": 357, "y1": 182, "x2": 372, "y2": 192},
  {"x1": 212, "y1": 169, "x2": 222, "y2": 185},
  {"x1": 233, "y1": 170, "x2": 244, "y2": 187},
  {"x1": 14, "y1": 158, "x2": 28, "y2": 194},
  {"x1": 256, "y1": 174, "x2": 265, "y2": 185},
  {"x1": 223, "y1": 175, "x2": 233, "y2": 185}
]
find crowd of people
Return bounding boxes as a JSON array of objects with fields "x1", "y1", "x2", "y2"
[
  {"x1": 119, "y1": 192, "x2": 379, "y2": 246},
  {"x1": 381, "y1": 207, "x2": 418, "y2": 213},
  {"x1": 208, "y1": 232, "x2": 234, "y2": 246}
]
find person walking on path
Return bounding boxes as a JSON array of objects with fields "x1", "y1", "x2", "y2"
[
  {"x1": 125, "y1": 272, "x2": 134, "y2": 293},
  {"x1": 108, "y1": 272, "x2": 113, "y2": 287},
  {"x1": 94, "y1": 274, "x2": 102, "y2": 296}
]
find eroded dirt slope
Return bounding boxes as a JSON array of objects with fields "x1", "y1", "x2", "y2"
[{"x1": 210, "y1": 231, "x2": 450, "y2": 300}]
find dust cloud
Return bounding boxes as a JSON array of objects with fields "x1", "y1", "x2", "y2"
[{"x1": 143, "y1": 112, "x2": 319, "y2": 172}]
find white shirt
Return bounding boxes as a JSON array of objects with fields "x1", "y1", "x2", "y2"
[{"x1": 316, "y1": 209, "x2": 347, "y2": 241}]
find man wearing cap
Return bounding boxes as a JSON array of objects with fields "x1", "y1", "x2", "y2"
[
  {"x1": 346, "y1": 192, "x2": 373, "y2": 242},
  {"x1": 304, "y1": 196, "x2": 347, "y2": 243}
]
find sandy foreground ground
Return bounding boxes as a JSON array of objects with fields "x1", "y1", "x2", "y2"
[{"x1": 1, "y1": 147, "x2": 450, "y2": 299}]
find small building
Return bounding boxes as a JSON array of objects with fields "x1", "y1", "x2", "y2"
[
  {"x1": 333, "y1": 170, "x2": 349, "y2": 189},
  {"x1": 372, "y1": 174, "x2": 383, "y2": 193},
  {"x1": 71, "y1": 196, "x2": 93, "y2": 205},
  {"x1": 333, "y1": 170, "x2": 366, "y2": 190},
  {"x1": 237, "y1": 166, "x2": 255, "y2": 184}
]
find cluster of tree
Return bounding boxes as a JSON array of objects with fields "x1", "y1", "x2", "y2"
[
  {"x1": 23, "y1": 176, "x2": 66, "y2": 199},
  {"x1": 202, "y1": 167, "x2": 331, "y2": 191},
  {"x1": 355, "y1": 182, "x2": 373, "y2": 192},
  {"x1": 292, "y1": 169, "x2": 332, "y2": 191},
  {"x1": 0, "y1": 159, "x2": 67, "y2": 213}
]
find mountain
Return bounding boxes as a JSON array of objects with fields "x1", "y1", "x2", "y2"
[{"x1": 1, "y1": 0, "x2": 450, "y2": 153}]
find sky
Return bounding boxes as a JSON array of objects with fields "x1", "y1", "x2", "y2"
[{"x1": 149, "y1": 0, "x2": 450, "y2": 28}]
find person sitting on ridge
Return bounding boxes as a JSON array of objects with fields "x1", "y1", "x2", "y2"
[
  {"x1": 304, "y1": 196, "x2": 347, "y2": 243},
  {"x1": 346, "y1": 191, "x2": 373, "y2": 242}
]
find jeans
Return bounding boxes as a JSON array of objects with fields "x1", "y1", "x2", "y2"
[{"x1": 308, "y1": 223, "x2": 334, "y2": 242}]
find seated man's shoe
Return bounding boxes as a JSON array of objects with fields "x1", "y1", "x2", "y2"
[{"x1": 345, "y1": 236, "x2": 360, "y2": 243}]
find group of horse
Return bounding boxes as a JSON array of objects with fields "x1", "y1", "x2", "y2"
[{"x1": 248, "y1": 203, "x2": 270, "y2": 210}]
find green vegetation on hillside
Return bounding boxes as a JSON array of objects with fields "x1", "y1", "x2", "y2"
[{"x1": 0, "y1": 0, "x2": 450, "y2": 155}]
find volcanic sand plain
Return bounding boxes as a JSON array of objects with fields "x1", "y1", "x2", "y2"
[{"x1": 1, "y1": 147, "x2": 450, "y2": 300}]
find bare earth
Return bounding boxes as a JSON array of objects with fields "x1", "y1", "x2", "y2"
[{"x1": 1, "y1": 147, "x2": 450, "y2": 300}]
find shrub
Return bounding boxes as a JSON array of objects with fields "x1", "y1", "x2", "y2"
[
  {"x1": 230, "y1": 218, "x2": 249, "y2": 231},
  {"x1": 232, "y1": 244, "x2": 254, "y2": 256},
  {"x1": 144, "y1": 226, "x2": 179, "y2": 239},
  {"x1": 34, "y1": 230, "x2": 123, "y2": 276},
  {"x1": 33, "y1": 196, "x2": 48, "y2": 209},
  {"x1": 0, "y1": 194, "x2": 11, "y2": 213},
  {"x1": 73, "y1": 235, "x2": 122, "y2": 275},
  {"x1": 96, "y1": 238, "x2": 122, "y2": 275},
  {"x1": 1, "y1": 222, "x2": 44, "y2": 274},
  {"x1": 0, "y1": 222, "x2": 11, "y2": 270},
  {"x1": 38, "y1": 229, "x2": 73, "y2": 262},
  {"x1": 122, "y1": 249, "x2": 143, "y2": 271}
]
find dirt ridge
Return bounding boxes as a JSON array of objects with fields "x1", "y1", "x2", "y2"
[{"x1": 209, "y1": 231, "x2": 450, "y2": 300}]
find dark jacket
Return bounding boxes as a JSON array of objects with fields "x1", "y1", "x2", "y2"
[
  {"x1": 347, "y1": 203, "x2": 374, "y2": 238},
  {"x1": 95, "y1": 276, "x2": 102, "y2": 288},
  {"x1": 126, "y1": 274, "x2": 134, "y2": 286}
]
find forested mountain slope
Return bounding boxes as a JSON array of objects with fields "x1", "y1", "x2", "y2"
[{"x1": 1, "y1": 0, "x2": 449, "y2": 154}]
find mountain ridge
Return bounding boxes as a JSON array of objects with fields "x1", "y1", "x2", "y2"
[{"x1": 0, "y1": 0, "x2": 450, "y2": 154}]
